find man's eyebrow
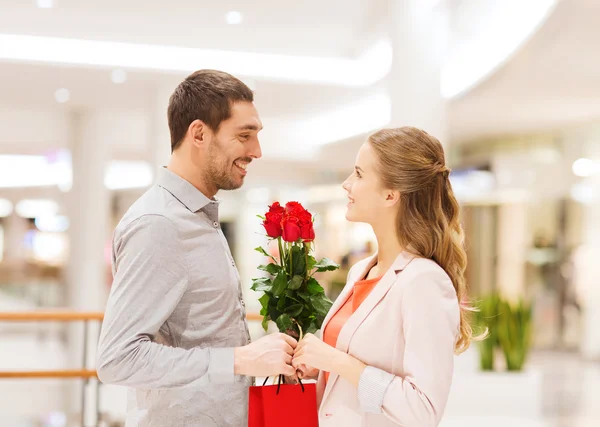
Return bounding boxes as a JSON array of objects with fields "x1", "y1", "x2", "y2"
[{"x1": 237, "y1": 124, "x2": 262, "y2": 131}]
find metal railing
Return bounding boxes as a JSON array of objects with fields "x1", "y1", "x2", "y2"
[{"x1": 0, "y1": 310, "x2": 263, "y2": 426}]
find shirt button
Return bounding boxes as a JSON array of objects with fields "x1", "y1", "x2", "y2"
[
  {"x1": 213, "y1": 221, "x2": 219, "y2": 228},
  {"x1": 241, "y1": 300, "x2": 246, "y2": 307},
  {"x1": 231, "y1": 260, "x2": 235, "y2": 266}
]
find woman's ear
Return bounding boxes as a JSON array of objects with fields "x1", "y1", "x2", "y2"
[{"x1": 384, "y1": 189, "x2": 401, "y2": 207}]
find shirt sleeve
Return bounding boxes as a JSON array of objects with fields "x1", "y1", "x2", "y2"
[
  {"x1": 357, "y1": 269, "x2": 459, "y2": 427},
  {"x1": 96, "y1": 214, "x2": 234, "y2": 389}
]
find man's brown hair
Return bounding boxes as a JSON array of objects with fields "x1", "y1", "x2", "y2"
[{"x1": 168, "y1": 70, "x2": 254, "y2": 152}]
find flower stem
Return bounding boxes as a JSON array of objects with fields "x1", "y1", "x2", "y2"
[
  {"x1": 296, "y1": 321, "x2": 304, "y2": 340},
  {"x1": 277, "y1": 237, "x2": 284, "y2": 270},
  {"x1": 289, "y1": 243, "x2": 293, "y2": 277},
  {"x1": 304, "y1": 243, "x2": 309, "y2": 282}
]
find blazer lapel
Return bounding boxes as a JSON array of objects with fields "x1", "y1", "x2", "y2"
[
  {"x1": 319, "y1": 254, "x2": 377, "y2": 336},
  {"x1": 320, "y1": 251, "x2": 416, "y2": 409},
  {"x1": 318, "y1": 254, "x2": 377, "y2": 407}
]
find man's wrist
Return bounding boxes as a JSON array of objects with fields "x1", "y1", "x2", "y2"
[{"x1": 233, "y1": 346, "x2": 248, "y2": 376}]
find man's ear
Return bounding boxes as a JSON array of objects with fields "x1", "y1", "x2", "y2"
[{"x1": 188, "y1": 120, "x2": 209, "y2": 149}]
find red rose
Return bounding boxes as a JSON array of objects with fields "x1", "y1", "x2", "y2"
[
  {"x1": 262, "y1": 202, "x2": 285, "y2": 238},
  {"x1": 269, "y1": 202, "x2": 285, "y2": 214},
  {"x1": 285, "y1": 202, "x2": 306, "y2": 218},
  {"x1": 282, "y1": 216, "x2": 301, "y2": 242},
  {"x1": 298, "y1": 210, "x2": 312, "y2": 225},
  {"x1": 300, "y1": 222, "x2": 315, "y2": 242},
  {"x1": 284, "y1": 201, "x2": 314, "y2": 242},
  {"x1": 263, "y1": 212, "x2": 282, "y2": 238},
  {"x1": 285, "y1": 201, "x2": 304, "y2": 213}
]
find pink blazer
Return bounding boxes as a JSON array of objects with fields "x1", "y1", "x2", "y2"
[{"x1": 316, "y1": 251, "x2": 460, "y2": 427}]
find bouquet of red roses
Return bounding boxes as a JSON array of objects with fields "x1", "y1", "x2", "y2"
[{"x1": 252, "y1": 201, "x2": 339, "y2": 337}]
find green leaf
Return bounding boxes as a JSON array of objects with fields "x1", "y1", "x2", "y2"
[
  {"x1": 258, "y1": 263, "x2": 282, "y2": 276},
  {"x1": 277, "y1": 296, "x2": 288, "y2": 312},
  {"x1": 297, "y1": 291, "x2": 311, "y2": 301},
  {"x1": 288, "y1": 275, "x2": 303, "y2": 290},
  {"x1": 285, "y1": 290, "x2": 301, "y2": 302},
  {"x1": 314, "y1": 316, "x2": 324, "y2": 330},
  {"x1": 272, "y1": 271, "x2": 287, "y2": 297},
  {"x1": 307, "y1": 254, "x2": 317, "y2": 271},
  {"x1": 254, "y1": 246, "x2": 275, "y2": 261},
  {"x1": 256, "y1": 214, "x2": 266, "y2": 220},
  {"x1": 291, "y1": 245, "x2": 307, "y2": 276},
  {"x1": 285, "y1": 304, "x2": 304, "y2": 317},
  {"x1": 310, "y1": 294, "x2": 333, "y2": 318},
  {"x1": 306, "y1": 278, "x2": 325, "y2": 295},
  {"x1": 268, "y1": 307, "x2": 281, "y2": 322},
  {"x1": 306, "y1": 321, "x2": 318, "y2": 335},
  {"x1": 262, "y1": 316, "x2": 270, "y2": 332},
  {"x1": 276, "y1": 314, "x2": 293, "y2": 332},
  {"x1": 251, "y1": 277, "x2": 272, "y2": 292},
  {"x1": 314, "y1": 257, "x2": 340, "y2": 272},
  {"x1": 258, "y1": 293, "x2": 270, "y2": 309}
]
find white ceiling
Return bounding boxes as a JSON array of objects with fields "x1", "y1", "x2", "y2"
[
  {"x1": 0, "y1": 0, "x2": 598, "y2": 167},
  {"x1": 0, "y1": 0, "x2": 375, "y2": 56},
  {"x1": 449, "y1": 0, "x2": 600, "y2": 142}
]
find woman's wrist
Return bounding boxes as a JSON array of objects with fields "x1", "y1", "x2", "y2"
[{"x1": 336, "y1": 352, "x2": 367, "y2": 388}]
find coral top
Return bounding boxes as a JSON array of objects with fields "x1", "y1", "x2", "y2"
[{"x1": 322, "y1": 274, "x2": 382, "y2": 383}]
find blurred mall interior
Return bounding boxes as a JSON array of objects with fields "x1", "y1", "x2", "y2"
[{"x1": 0, "y1": 0, "x2": 599, "y2": 426}]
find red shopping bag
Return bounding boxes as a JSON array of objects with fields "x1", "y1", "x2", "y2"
[{"x1": 249, "y1": 375, "x2": 319, "y2": 427}]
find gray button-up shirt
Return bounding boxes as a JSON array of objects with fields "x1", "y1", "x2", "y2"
[{"x1": 97, "y1": 167, "x2": 252, "y2": 427}]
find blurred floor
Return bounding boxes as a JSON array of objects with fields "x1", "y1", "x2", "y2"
[
  {"x1": 443, "y1": 350, "x2": 600, "y2": 427},
  {"x1": 0, "y1": 328, "x2": 598, "y2": 426}
]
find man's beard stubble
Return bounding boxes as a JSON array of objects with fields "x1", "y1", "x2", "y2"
[{"x1": 205, "y1": 138, "x2": 247, "y2": 191}]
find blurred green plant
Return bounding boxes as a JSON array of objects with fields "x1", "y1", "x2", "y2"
[
  {"x1": 473, "y1": 293, "x2": 500, "y2": 371},
  {"x1": 497, "y1": 298, "x2": 533, "y2": 371}
]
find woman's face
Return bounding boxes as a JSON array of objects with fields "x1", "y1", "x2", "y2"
[{"x1": 342, "y1": 143, "x2": 395, "y2": 225}]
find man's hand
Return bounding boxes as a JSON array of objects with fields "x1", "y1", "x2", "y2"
[{"x1": 234, "y1": 333, "x2": 298, "y2": 377}]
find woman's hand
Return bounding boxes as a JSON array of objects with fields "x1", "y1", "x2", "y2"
[
  {"x1": 293, "y1": 333, "x2": 367, "y2": 388},
  {"x1": 296, "y1": 363, "x2": 320, "y2": 380},
  {"x1": 292, "y1": 333, "x2": 343, "y2": 374}
]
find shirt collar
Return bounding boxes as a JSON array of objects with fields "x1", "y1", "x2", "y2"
[{"x1": 156, "y1": 167, "x2": 219, "y2": 214}]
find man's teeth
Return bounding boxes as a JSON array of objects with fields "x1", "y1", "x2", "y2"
[{"x1": 235, "y1": 162, "x2": 247, "y2": 170}]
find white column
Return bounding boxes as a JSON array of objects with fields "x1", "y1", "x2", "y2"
[
  {"x1": 150, "y1": 85, "x2": 174, "y2": 171},
  {"x1": 578, "y1": 162, "x2": 600, "y2": 359},
  {"x1": 232, "y1": 189, "x2": 272, "y2": 339},
  {"x1": 388, "y1": 0, "x2": 448, "y2": 142},
  {"x1": 66, "y1": 110, "x2": 110, "y2": 425},
  {"x1": 2, "y1": 213, "x2": 28, "y2": 264},
  {"x1": 67, "y1": 110, "x2": 110, "y2": 310}
]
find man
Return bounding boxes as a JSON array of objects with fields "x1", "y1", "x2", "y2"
[{"x1": 97, "y1": 70, "x2": 297, "y2": 427}]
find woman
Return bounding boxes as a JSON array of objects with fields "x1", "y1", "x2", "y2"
[{"x1": 292, "y1": 127, "x2": 476, "y2": 427}]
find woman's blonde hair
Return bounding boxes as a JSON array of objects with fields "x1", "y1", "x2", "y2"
[{"x1": 368, "y1": 127, "x2": 478, "y2": 354}]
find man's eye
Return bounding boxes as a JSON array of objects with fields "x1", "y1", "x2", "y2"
[{"x1": 240, "y1": 134, "x2": 250, "y2": 141}]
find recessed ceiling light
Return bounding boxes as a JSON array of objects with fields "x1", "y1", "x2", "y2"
[
  {"x1": 111, "y1": 69, "x2": 127, "y2": 84},
  {"x1": 54, "y1": 88, "x2": 70, "y2": 103},
  {"x1": 36, "y1": 0, "x2": 54, "y2": 9},
  {"x1": 572, "y1": 158, "x2": 599, "y2": 177},
  {"x1": 0, "y1": 199, "x2": 13, "y2": 217},
  {"x1": 0, "y1": 34, "x2": 391, "y2": 87},
  {"x1": 225, "y1": 11, "x2": 243, "y2": 25},
  {"x1": 16, "y1": 199, "x2": 59, "y2": 218}
]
